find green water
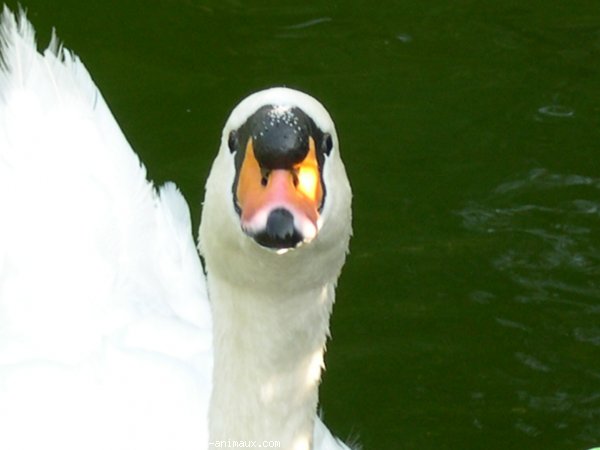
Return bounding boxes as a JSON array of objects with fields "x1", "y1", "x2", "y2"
[{"x1": 8, "y1": 1, "x2": 600, "y2": 448}]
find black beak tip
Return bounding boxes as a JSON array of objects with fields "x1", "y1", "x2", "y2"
[{"x1": 253, "y1": 208, "x2": 303, "y2": 250}]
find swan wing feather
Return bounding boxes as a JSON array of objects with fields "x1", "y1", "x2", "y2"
[{"x1": 0, "y1": 8, "x2": 211, "y2": 450}]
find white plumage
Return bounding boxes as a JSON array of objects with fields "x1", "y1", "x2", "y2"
[{"x1": 0, "y1": 8, "x2": 353, "y2": 450}]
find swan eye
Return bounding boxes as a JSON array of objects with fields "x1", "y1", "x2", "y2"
[
  {"x1": 228, "y1": 130, "x2": 239, "y2": 153},
  {"x1": 323, "y1": 133, "x2": 333, "y2": 155}
]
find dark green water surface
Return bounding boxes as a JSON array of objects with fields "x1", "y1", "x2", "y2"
[{"x1": 8, "y1": 1, "x2": 600, "y2": 448}]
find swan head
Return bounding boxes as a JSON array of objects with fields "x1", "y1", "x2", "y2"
[{"x1": 199, "y1": 87, "x2": 351, "y2": 289}]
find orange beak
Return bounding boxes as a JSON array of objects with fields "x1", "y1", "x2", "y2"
[{"x1": 236, "y1": 136, "x2": 323, "y2": 247}]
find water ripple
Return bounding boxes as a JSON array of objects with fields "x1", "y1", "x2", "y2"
[
  {"x1": 515, "y1": 352, "x2": 551, "y2": 372},
  {"x1": 283, "y1": 17, "x2": 332, "y2": 30},
  {"x1": 574, "y1": 327, "x2": 600, "y2": 346},
  {"x1": 458, "y1": 168, "x2": 600, "y2": 443},
  {"x1": 459, "y1": 169, "x2": 600, "y2": 290},
  {"x1": 537, "y1": 104, "x2": 575, "y2": 119}
]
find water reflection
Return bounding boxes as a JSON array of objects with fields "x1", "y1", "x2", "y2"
[
  {"x1": 458, "y1": 168, "x2": 600, "y2": 445},
  {"x1": 283, "y1": 17, "x2": 332, "y2": 30},
  {"x1": 537, "y1": 104, "x2": 575, "y2": 119},
  {"x1": 461, "y1": 168, "x2": 600, "y2": 296}
]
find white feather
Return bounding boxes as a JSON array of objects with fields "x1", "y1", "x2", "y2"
[
  {"x1": 0, "y1": 7, "x2": 354, "y2": 450},
  {"x1": 0, "y1": 8, "x2": 212, "y2": 450}
]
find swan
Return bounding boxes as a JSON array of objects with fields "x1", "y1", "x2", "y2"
[{"x1": 0, "y1": 7, "x2": 353, "y2": 450}]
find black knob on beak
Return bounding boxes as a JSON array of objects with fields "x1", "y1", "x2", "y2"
[{"x1": 253, "y1": 208, "x2": 303, "y2": 250}]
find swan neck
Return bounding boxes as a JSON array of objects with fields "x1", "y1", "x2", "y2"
[{"x1": 207, "y1": 275, "x2": 334, "y2": 450}]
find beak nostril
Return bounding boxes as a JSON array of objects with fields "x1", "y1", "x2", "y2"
[{"x1": 260, "y1": 168, "x2": 270, "y2": 187}]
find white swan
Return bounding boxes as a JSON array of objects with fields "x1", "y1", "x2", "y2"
[{"x1": 0, "y1": 7, "x2": 353, "y2": 450}]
